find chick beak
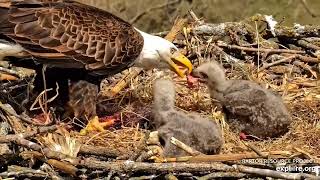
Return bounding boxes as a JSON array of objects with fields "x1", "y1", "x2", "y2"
[
  {"x1": 168, "y1": 51, "x2": 193, "y2": 78},
  {"x1": 191, "y1": 69, "x2": 208, "y2": 83}
]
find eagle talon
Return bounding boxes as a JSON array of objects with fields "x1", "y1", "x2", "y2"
[{"x1": 80, "y1": 116, "x2": 114, "y2": 135}]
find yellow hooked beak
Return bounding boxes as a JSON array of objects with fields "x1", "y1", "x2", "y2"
[{"x1": 167, "y1": 51, "x2": 193, "y2": 78}]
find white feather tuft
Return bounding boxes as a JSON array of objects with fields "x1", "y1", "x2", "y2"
[{"x1": 264, "y1": 15, "x2": 278, "y2": 36}]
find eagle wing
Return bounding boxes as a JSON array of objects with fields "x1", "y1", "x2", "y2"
[{"x1": 0, "y1": 0, "x2": 144, "y2": 76}]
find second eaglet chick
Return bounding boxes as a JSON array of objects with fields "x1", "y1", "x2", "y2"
[
  {"x1": 152, "y1": 79, "x2": 223, "y2": 157},
  {"x1": 192, "y1": 61, "x2": 291, "y2": 139}
]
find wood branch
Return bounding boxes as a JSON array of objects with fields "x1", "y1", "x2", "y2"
[
  {"x1": 0, "y1": 102, "x2": 39, "y2": 125},
  {"x1": 259, "y1": 55, "x2": 296, "y2": 72},
  {"x1": 156, "y1": 151, "x2": 291, "y2": 163},
  {"x1": 170, "y1": 137, "x2": 202, "y2": 156},
  {"x1": 0, "y1": 125, "x2": 58, "y2": 143},
  {"x1": 198, "y1": 172, "x2": 247, "y2": 179},
  {"x1": 0, "y1": 67, "x2": 20, "y2": 77},
  {"x1": 242, "y1": 141, "x2": 266, "y2": 158},
  {"x1": 101, "y1": 67, "x2": 142, "y2": 98},
  {"x1": 0, "y1": 73, "x2": 18, "y2": 81},
  {"x1": 296, "y1": 39, "x2": 320, "y2": 50},
  {"x1": 192, "y1": 16, "x2": 320, "y2": 39},
  {"x1": 188, "y1": 10, "x2": 204, "y2": 25},
  {"x1": 79, "y1": 159, "x2": 234, "y2": 173},
  {"x1": 293, "y1": 60, "x2": 318, "y2": 78},
  {"x1": 80, "y1": 144, "x2": 123, "y2": 157},
  {"x1": 20, "y1": 151, "x2": 78, "y2": 177},
  {"x1": 0, "y1": 165, "x2": 61, "y2": 179},
  {"x1": 217, "y1": 42, "x2": 305, "y2": 54},
  {"x1": 295, "y1": 54, "x2": 320, "y2": 63}
]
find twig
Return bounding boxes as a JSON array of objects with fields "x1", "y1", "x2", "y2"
[
  {"x1": 217, "y1": 42, "x2": 305, "y2": 54},
  {"x1": 129, "y1": 175, "x2": 158, "y2": 180},
  {"x1": 259, "y1": 55, "x2": 296, "y2": 72},
  {"x1": 0, "y1": 73, "x2": 18, "y2": 81},
  {"x1": 170, "y1": 137, "x2": 202, "y2": 156},
  {"x1": 198, "y1": 172, "x2": 247, "y2": 180},
  {"x1": 101, "y1": 68, "x2": 142, "y2": 98},
  {"x1": 157, "y1": 151, "x2": 291, "y2": 163},
  {"x1": 0, "y1": 125, "x2": 60, "y2": 143},
  {"x1": 20, "y1": 151, "x2": 78, "y2": 177},
  {"x1": 193, "y1": 19, "x2": 320, "y2": 38},
  {"x1": 0, "y1": 165, "x2": 59, "y2": 179},
  {"x1": 296, "y1": 39, "x2": 320, "y2": 50},
  {"x1": 242, "y1": 141, "x2": 266, "y2": 158},
  {"x1": 130, "y1": 0, "x2": 179, "y2": 24},
  {"x1": 30, "y1": 82, "x2": 59, "y2": 111},
  {"x1": 293, "y1": 60, "x2": 318, "y2": 78},
  {"x1": 0, "y1": 102, "x2": 39, "y2": 125},
  {"x1": 296, "y1": 54, "x2": 320, "y2": 63},
  {"x1": 79, "y1": 159, "x2": 234, "y2": 173},
  {"x1": 188, "y1": 10, "x2": 204, "y2": 25},
  {"x1": 0, "y1": 67, "x2": 20, "y2": 77}
]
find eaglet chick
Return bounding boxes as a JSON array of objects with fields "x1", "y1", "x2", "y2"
[
  {"x1": 152, "y1": 79, "x2": 223, "y2": 157},
  {"x1": 192, "y1": 61, "x2": 291, "y2": 139}
]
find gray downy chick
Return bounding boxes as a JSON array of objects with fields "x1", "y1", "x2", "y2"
[
  {"x1": 152, "y1": 79, "x2": 223, "y2": 157},
  {"x1": 192, "y1": 61, "x2": 291, "y2": 139}
]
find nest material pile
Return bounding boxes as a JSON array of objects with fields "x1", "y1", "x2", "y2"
[{"x1": 0, "y1": 13, "x2": 320, "y2": 179}]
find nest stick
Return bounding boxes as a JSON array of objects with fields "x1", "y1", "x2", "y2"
[
  {"x1": 170, "y1": 137, "x2": 202, "y2": 156},
  {"x1": 259, "y1": 55, "x2": 296, "y2": 72},
  {"x1": 0, "y1": 102, "x2": 38, "y2": 125},
  {"x1": 79, "y1": 144, "x2": 123, "y2": 157},
  {"x1": 217, "y1": 43, "x2": 305, "y2": 54},
  {"x1": 241, "y1": 141, "x2": 266, "y2": 158},
  {"x1": 0, "y1": 73, "x2": 18, "y2": 81},
  {"x1": 105, "y1": 68, "x2": 142, "y2": 98},
  {"x1": 0, "y1": 165, "x2": 58, "y2": 179},
  {"x1": 198, "y1": 172, "x2": 246, "y2": 179},
  {"x1": 158, "y1": 151, "x2": 291, "y2": 163},
  {"x1": 79, "y1": 159, "x2": 234, "y2": 173}
]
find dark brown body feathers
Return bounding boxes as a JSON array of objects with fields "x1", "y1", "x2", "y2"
[{"x1": 0, "y1": 0, "x2": 144, "y2": 76}]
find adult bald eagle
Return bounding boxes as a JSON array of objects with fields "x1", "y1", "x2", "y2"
[{"x1": 0, "y1": 0, "x2": 192, "y2": 132}]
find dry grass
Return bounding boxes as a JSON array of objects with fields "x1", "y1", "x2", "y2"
[{"x1": 74, "y1": 126, "x2": 147, "y2": 155}]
